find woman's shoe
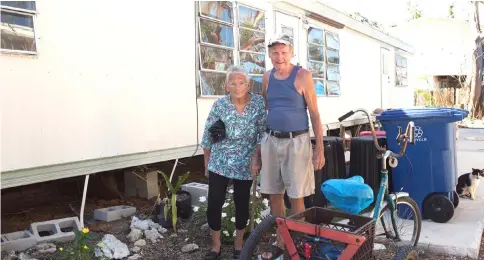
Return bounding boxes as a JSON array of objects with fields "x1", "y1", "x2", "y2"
[
  {"x1": 204, "y1": 248, "x2": 221, "y2": 260},
  {"x1": 233, "y1": 249, "x2": 241, "y2": 259}
]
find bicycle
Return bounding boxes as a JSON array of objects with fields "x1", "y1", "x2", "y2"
[{"x1": 238, "y1": 108, "x2": 422, "y2": 260}]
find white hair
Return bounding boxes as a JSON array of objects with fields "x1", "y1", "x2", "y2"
[{"x1": 225, "y1": 65, "x2": 250, "y2": 83}]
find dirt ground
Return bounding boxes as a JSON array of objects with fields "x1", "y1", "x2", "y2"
[{"x1": 1, "y1": 156, "x2": 483, "y2": 260}]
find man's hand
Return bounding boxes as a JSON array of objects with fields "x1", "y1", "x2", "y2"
[
  {"x1": 251, "y1": 154, "x2": 262, "y2": 176},
  {"x1": 312, "y1": 145, "x2": 325, "y2": 170}
]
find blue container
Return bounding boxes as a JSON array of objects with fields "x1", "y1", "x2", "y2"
[{"x1": 376, "y1": 107, "x2": 468, "y2": 222}]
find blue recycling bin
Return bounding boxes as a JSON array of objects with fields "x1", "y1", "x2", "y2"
[{"x1": 376, "y1": 107, "x2": 469, "y2": 223}]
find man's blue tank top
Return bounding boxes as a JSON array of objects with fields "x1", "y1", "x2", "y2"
[{"x1": 266, "y1": 65, "x2": 309, "y2": 132}]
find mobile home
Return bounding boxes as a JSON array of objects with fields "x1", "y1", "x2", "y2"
[{"x1": 0, "y1": 1, "x2": 414, "y2": 189}]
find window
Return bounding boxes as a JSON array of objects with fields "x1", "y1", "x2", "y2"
[
  {"x1": 395, "y1": 54, "x2": 408, "y2": 87},
  {"x1": 197, "y1": 1, "x2": 266, "y2": 96},
  {"x1": 1, "y1": 1, "x2": 37, "y2": 53},
  {"x1": 307, "y1": 27, "x2": 340, "y2": 96}
]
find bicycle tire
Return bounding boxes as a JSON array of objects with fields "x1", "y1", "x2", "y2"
[
  {"x1": 392, "y1": 245, "x2": 419, "y2": 260},
  {"x1": 377, "y1": 196, "x2": 422, "y2": 247},
  {"x1": 239, "y1": 215, "x2": 278, "y2": 260}
]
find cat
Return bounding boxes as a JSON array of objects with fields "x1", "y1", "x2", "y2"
[{"x1": 456, "y1": 168, "x2": 484, "y2": 200}]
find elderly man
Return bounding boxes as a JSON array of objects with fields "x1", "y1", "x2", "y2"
[{"x1": 259, "y1": 34, "x2": 325, "y2": 257}]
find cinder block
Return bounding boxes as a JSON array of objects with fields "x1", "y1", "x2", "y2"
[
  {"x1": 1, "y1": 230, "x2": 37, "y2": 252},
  {"x1": 124, "y1": 170, "x2": 158, "y2": 199},
  {"x1": 181, "y1": 182, "x2": 209, "y2": 207},
  {"x1": 94, "y1": 205, "x2": 136, "y2": 222},
  {"x1": 30, "y1": 217, "x2": 81, "y2": 243}
]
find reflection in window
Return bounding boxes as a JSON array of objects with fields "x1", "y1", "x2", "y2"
[
  {"x1": 314, "y1": 79, "x2": 326, "y2": 96},
  {"x1": 327, "y1": 49, "x2": 339, "y2": 64},
  {"x1": 200, "y1": 45, "x2": 233, "y2": 71},
  {"x1": 200, "y1": 19, "x2": 234, "y2": 48},
  {"x1": 239, "y1": 29, "x2": 265, "y2": 53},
  {"x1": 200, "y1": 71, "x2": 227, "y2": 95},
  {"x1": 308, "y1": 45, "x2": 324, "y2": 62},
  {"x1": 197, "y1": 3, "x2": 265, "y2": 96},
  {"x1": 199, "y1": 1, "x2": 233, "y2": 23},
  {"x1": 308, "y1": 28, "x2": 323, "y2": 45},
  {"x1": 282, "y1": 26, "x2": 294, "y2": 42},
  {"x1": 240, "y1": 53, "x2": 265, "y2": 74},
  {"x1": 326, "y1": 33, "x2": 340, "y2": 50},
  {"x1": 0, "y1": 2, "x2": 37, "y2": 52},
  {"x1": 327, "y1": 81, "x2": 341, "y2": 96},
  {"x1": 250, "y1": 76, "x2": 263, "y2": 94},
  {"x1": 327, "y1": 65, "x2": 340, "y2": 81},
  {"x1": 308, "y1": 61, "x2": 325, "y2": 78},
  {"x1": 396, "y1": 54, "x2": 408, "y2": 87},
  {"x1": 238, "y1": 5, "x2": 264, "y2": 30}
]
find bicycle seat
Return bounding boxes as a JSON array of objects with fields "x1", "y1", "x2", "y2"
[{"x1": 321, "y1": 176, "x2": 374, "y2": 214}]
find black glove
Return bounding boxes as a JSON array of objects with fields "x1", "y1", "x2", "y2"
[{"x1": 208, "y1": 119, "x2": 226, "y2": 143}]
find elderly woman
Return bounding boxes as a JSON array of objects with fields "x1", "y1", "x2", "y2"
[{"x1": 200, "y1": 65, "x2": 266, "y2": 260}]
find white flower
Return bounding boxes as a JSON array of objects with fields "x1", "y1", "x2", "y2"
[
  {"x1": 230, "y1": 217, "x2": 235, "y2": 223},
  {"x1": 228, "y1": 189, "x2": 234, "y2": 194},
  {"x1": 262, "y1": 198, "x2": 269, "y2": 207},
  {"x1": 255, "y1": 218, "x2": 261, "y2": 224},
  {"x1": 223, "y1": 230, "x2": 229, "y2": 237},
  {"x1": 233, "y1": 230, "x2": 237, "y2": 237},
  {"x1": 222, "y1": 212, "x2": 227, "y2": 218},
  {"x1": 193, "y1": 206, "x2": 200, "y2": 212},
  {"x1": 256, "y1": 191, "x2": 260, "y2": 198},
  {"x1": 199, "y1": 196, "x2": 207, "y2": 203},
  {"x1": 222, "y1": 202, "x2": 229, "y2": 208}
]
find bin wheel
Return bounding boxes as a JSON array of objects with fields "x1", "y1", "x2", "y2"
[
  {"x1": 393, "y1": 245, "x2": 419, "y2": 260},
  {"x1": 452, "y1": 191, "x2": 459, "y2": 208},
  {"x1": 424, "y1": 194, "x2": 454, "y2": 223}
]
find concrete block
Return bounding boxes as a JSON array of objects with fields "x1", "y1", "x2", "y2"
[
  {"x1": 181, "y1": 182, "x2": 208, "y2": 207},
  {"x1": 30, "y1": 217, "x2": 81, "y2": 243},
  {"x1": 124, "y1": 170, "x2": 158, "y2": 199},
  {"x1": 1, "y1": 230, "x2": 37, "y2": 252},
  {"x1": 94, "y1": 205, "x2": 136, "y2": 222}
]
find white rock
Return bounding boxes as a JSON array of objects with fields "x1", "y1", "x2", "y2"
[
  {"x1": 18, "y1": 253, "x2": 37, "y2": 260},
  {"x1": 147, "y1": 220, "x2": 161, "y2": 230},
  {"x1": 128, "y1": 254, "x2": 141, "y2": 260},
  {"x1": 158, "y1": 227, "x2": 168, "y2": 234},
  {"x1": 130, "y1": 216, "x2": 150, "y2": 231},
  {"x1": 35, "y1": 243, "x2": 56, "y2": 254},
  {"x1": 134, "y1": 239, "x2": 147, "y2": 247},
  {"x1": 127, "y1": 228, "x2": 143, "y2": 242},
  {"x1": 94, "y1": 234, "x2": 130, "y2": 259},
  {"x1": 131, "y1": 246, "x2": 141, "y2": 253},
  {"x1": 178, "y1": 229, "x2": 188, "y2": 233},
  {"x1": 200, "y1": 223, "x2": 209, "y2": 232},
  {"x1": 144, "y1": 229, "x2": 163, "y2": 243},
  {"x1": 181, "y1": 243, "x2": 199, "y2": 253}
]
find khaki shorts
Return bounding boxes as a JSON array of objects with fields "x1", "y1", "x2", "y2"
[{"x1": 260, "y1": 131, "x2": 315, "y2": 199}]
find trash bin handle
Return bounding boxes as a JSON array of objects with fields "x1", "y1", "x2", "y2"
[{"x1": 341, "y1": 108, "x2": 415, "y2": 158}]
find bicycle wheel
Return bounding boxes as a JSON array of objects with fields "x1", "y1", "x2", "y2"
[
  {"x1": 374, "y1": 196, "x2": 421, "y2": 249},
  {"x1": 239, "y1": 215, "x2": 282, "y2": 260}
]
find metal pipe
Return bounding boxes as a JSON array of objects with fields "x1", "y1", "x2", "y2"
[{"x1": 80, "y1": 174, "x2": 90, "y2": 228}]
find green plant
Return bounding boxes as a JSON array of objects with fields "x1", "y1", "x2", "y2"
[
  {"x1": 158, "y1": 171, "x2": 190, "y2": 232},
  {"x1": 56, "y1": 227, "x2": 104, "y2": 260},
  {"x1": 193, "y1": 187, "x2": 269, "y2": 244}
]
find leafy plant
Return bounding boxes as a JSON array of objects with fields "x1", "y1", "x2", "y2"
[
  {"x1": 56, "y1": 228, "x2": 105, "y2": 260},
  {"x1": 193, "y1": 187, "x2": 269, "y2": 244},
  {"x1": 158, "y1": 171, "x2": 190, "y2": 232}
]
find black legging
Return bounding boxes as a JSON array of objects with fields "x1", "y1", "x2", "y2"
[{"x1": 207, "y1": 171, "x2": 253, "y2": 231}]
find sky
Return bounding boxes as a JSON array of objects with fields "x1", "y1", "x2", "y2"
[{"x1": 320, "y1": 0, "x2": 473, "y2": 26}]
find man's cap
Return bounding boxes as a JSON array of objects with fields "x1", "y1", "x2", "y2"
[{"x1": 267, "y1": 34, "x2": 293, "y2": 48}]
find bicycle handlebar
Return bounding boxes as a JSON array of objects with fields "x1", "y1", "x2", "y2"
[{"x1": 338, "y1": 108, "x2": 416, "y2": 158}]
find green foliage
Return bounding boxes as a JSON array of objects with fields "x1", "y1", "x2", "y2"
[
  {"x1": 193, "y1": 187, "x2": 269, "y2": 244},
  {"x1": 55, "y1": 228, "x2": 105, "y2": 260},
  {"x1": 158, "y1": 171, "x2": 190, "y2": 233}
]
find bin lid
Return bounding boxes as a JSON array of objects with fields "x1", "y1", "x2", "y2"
[{"x1": 376, "y1": 107, "x2": 469, "y2": 122}]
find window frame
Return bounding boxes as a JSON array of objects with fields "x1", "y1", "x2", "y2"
[
  {"x1": 0, "y1": 1, "x2": 38, "y2": 55},
  {"x1": 196, "y1": 1, "x2": 266, "y2": 97},
  {"x1": 306, "y1": 25, "x2": 341, "y2": 97},
  {"x1": 395, "y1": 53, "x2": 408, "y2": 87}
]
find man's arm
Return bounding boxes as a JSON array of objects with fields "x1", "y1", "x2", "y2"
[
  {"x1": 299, "y1": 69, "x2": 325, "y2": 170},
  {"x1": 261, "y1": 71, "x2": 270, "y2": 111}
]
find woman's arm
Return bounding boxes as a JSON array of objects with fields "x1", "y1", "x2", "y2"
[{"x1": 251, "y1": 96, "x2": 267, "y2": 176}]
